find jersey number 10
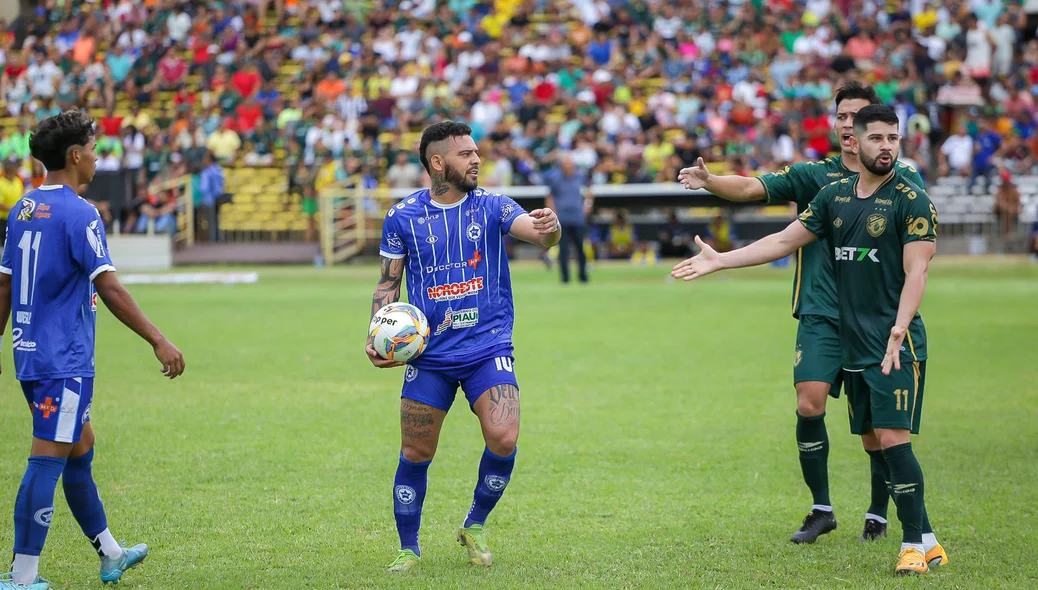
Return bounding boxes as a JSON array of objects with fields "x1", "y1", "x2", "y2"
[{"x1": 18, "y1": 231, "x2": 42, "y2": 306}]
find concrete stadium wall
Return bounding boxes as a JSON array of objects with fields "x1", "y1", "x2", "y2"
[{"x1": 108, "y1": 235, "x2": 173, "y2": 272}]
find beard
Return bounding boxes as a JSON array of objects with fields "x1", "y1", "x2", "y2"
[
  {"x1": 860, "y1": 150, "x2": 896, "y2": 176},
  {"x1": 446, "y1": 163, "x2": 478, "y2": 192}
]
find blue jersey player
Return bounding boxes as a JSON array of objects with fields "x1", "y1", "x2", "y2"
[
  {"x1": 366, "y1": 121, "x2": 561, "y2": 572},
  {"x1": 0, "y1": 111, "x2": 185, "y2": 590}
]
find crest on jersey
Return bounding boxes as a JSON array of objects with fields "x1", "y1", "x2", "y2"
[
  {"x1": 405, "y1": 365, "x2": 419, "y2": 382},
  {"x1": 833, "y1": 218, "x2": 842, "y2": 229},
  {"x1": 866, "y1": 213, "x2": 887, "y2": 238},
  {"x1": 86, "y1": 220, "x2": 106, "y2": 257},
  {"x1": 466, "y1": 220, "x2": 482, "y2": 242},
  {"x1": 16, "y1": 198, "x2": 37, "y2": 221},
  {"x1": 500, "y1": 202, "x2": 515, "y2": 223},
  {"x1": 385, "y1": 232, "x2": 404, "y2": 253}
]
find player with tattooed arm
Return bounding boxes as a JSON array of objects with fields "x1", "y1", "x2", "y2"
[{"x1": 365, "y1": 121, "x2": 561, "y2": 572}]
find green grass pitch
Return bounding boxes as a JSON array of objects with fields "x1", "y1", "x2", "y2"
[{"x1": 1, "y1": 259, "x2": 1036, "y2": 589}]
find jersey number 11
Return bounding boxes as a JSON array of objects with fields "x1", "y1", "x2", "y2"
[{"x1": 18, "y1": 230, "x2": 42, "y2": 306}]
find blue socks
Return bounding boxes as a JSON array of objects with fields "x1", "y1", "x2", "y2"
[
  {"x1": 393, "y1": 447, "x2": 516, "y2": 556},
  {"x1": 464, "y1": 447, "x2": 516, "y2": 528},
  {"x1": 62, "y1": 449, "x2": 110, "y2": 552},
  {"x1": 13, "y1": 456, "x2": 66, "y2": 557},
  {"x1": 393, "y1": 454, "x2": 430, "y2": 556}
]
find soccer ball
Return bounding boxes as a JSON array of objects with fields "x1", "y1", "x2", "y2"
[{"x1": 369, "y1": 302, "x2": 430, "y2": 362}]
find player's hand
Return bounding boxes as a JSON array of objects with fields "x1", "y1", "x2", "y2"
[
  {"x1": 528, "y1": 208, "x2": 561, "y2": 234},
  {"x1": 366, "y1": 342, "x2": 405, "y2": 369},
  {"x1": 154, "y1": 338, "x2": 185, "y2": 379},
  {"x1": 671, "y1": 236, "x2": 724, "y2": 281},
  {"x1": 881, "y1": 326, "x2": 907, "y2": 375},
  {"x1": 678, "y1": 157, "x2": 711, "y2": 190}
]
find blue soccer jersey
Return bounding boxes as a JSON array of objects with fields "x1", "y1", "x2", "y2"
[
  {"x1": 1, "y1": 185, "x2": 115, "y2": 381},
  {"x1": 379, "y1": 188, "x2": 526, "y2": 370}
]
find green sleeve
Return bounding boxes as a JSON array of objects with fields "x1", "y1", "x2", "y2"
[
  {"x1": 797, "y1": 188, "x2": 831, "y2": 239},
  {"x1": 899, "y1": 191, "x2": 938, "y2": 244},
  {"x1": 757, "y1": 165, "x2": 797, "y2": 205},
  {"x1": 898, "y1": 163, "x2": 927, "y2": 189}
]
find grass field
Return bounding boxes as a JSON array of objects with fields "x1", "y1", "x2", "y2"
[{"x1": 1, "y1": 258, "x2": 1037, "y2": 589}]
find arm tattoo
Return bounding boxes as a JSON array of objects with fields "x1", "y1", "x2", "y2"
[
  {"x1": 371, "y1": 256, "x2": 405, "y2": 318},
  {"x1": 401, "y1": 399, "x2": 436, "y2": 441},
  {"x1": 431, "y1": 172, "x2": 450, "y2": 196},
  {"x1": 487, "y1": 384, "x2": 520, "y2": 426}
]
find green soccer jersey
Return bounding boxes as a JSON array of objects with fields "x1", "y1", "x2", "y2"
[
  {"x1": 757, "y1": 156, "x2": 924, "y2": 320},
  {"x1": 797, "y1": 171, "x2": 938, "y2": 371}
]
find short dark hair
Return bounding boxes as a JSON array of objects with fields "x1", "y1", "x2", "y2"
[
  {"x1": 29, "y1": 110, "x2": 95, "y2": 171},
  {"x1": 834, "y1": 81, "x2": 881, "y2": 108},
  {"x1": 853, "y1": 104, "x2": 899, "y2": 135},
  {"x1": 418, "y1": 120, "x2": 472, "y2": 174}
]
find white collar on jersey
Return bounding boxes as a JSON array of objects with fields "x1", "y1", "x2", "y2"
[
  {"x1": 38, "y1": 184, "x2": 65, "y2": 191},
  {"x1": 427, "y1": 193, "x2": 469, "y2": 210}
]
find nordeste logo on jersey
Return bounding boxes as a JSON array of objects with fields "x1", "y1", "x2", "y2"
[{"x1": 17, "y1": 198, "x2": 37, "y2": 221}]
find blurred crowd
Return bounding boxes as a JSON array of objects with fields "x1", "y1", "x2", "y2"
[{"x1": 2, "y1": 0, "x2": 1038, "y2": 236}]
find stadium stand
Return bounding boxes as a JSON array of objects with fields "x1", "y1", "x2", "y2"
[{"x1": 1, "y1": 0, "x2": 1037, "y2": 258}]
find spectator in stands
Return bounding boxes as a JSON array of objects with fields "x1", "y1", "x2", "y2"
[
  {"x1": 607, "y1": 210, "x2": 636, "y2": 260},
  {"x1": 993, "y1": 171, "x2": 1022, "y2": 238},
  {"x1": 657, "y1": 209, "x2": 692, "y2": 260},
  {"x1": 206, "y1": 118, "x2": 242, "y2": 163},
  {"x1": 940, "y1": 122, "x2": 974, "y2": 178},
  {"x1": 198, "y1": 151, "x2": 226, "y2": 242},
  {"x1": 704, "y1": 214, "x2": 737, "y2": 253},
  {"x1": 545, "y1": 152, "x2": 592, "y2": 284},
  {"x1": 133, "y1": 186, "x2": 177, "y2": 235},
  {"x1": 971, "y1": 117, "x2": 1004, "y2": 191},
  {"x1": 0, "y1": 158, "x2": 25, "y2": 245},
  {"x1": 385, "y1": 151, "x2": 421, "y2": 189},
  {"x1": 1031, "y1": 204, "x2": 1038, "y2": 262}
]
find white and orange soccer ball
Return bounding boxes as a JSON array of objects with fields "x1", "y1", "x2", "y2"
[{"x1": 369, "y1": 302, "x2": 430, "y2": 362}]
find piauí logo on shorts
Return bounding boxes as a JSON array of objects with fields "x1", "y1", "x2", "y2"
[
  {"x1": 485, "y1": 475, "x2": 509, "y2": 492},
  {"x1": 395, "y1": 485, "x2": 417, "y2": 504},
  {"x1": 405, "y1": 365, "x2": 419, "y2": 382},
  {"x1": 34, "y1": 506, "x2": 54, "y2": 527}
]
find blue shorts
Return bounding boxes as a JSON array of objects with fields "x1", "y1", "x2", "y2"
[
  {"x1": 21, "y1": 377, "x2": 94, "y2": 444},
  {"x1": 401, "y1": 355, "x2": 519, "y2": 412}
]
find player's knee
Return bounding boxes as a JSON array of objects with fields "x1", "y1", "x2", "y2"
[
  {"x1": 874, "y1": 428, "x2": 910, "y2": 449},
  {"x1": 795, "y1": 383, "x2": 829, "y2": 416},
  {"x1": 859, "y1": 430, "x2": 881, "y2": 452},
  {"x1": 485, "y1": 429, "x2": 518, "y2": 457},
  {"x1": 74, "y1": 428, "x2": 95, "y2": 455},
  {"x1": 400, "y1": 442, "x2": 436, "y2": 464}
]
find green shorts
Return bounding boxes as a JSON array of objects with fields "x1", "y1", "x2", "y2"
[
  {"x1": 794, "y1": 314, "x2": 843, "y2": 398},
  {"x1": 302, "y1": 197, "x2": 318, "y2": 216},
  {"x1": 844, "y1": 361, "x2": 926, "y2": 435}
]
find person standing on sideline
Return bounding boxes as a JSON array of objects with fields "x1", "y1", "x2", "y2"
[{"x1": 544, "y1": 153, "x2": 593, "y2": 283}]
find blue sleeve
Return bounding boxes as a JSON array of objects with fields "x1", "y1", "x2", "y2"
[
  {"x1": 0, "y1": 217, "x2": 13, "y2": 275},
  {"x1": 379, "y1": 207, "x2": 406, "y2": 260},
  {"x1": 69, "y1": 204, "x2": 116, "y2": 281},
  {"x1": 497, "y1": 194, "x2": 527, "y2": 234}
]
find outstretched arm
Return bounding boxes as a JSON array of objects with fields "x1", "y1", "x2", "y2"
[
  {"x1": 672, "y1": 219, "x2": 816, "y2": 281},
  {"x1": 509, "y1": 209, "x2": 562, "y2": 248},
  {"x1": 882, "y1": 241, "x2": 936, "y2": 375},
  {"x1": 678, "y1": 157, "x2": 767, "y2": 202},
  {"x1": 94, "y1": 271, "x2": 185, "y2": 379},
  {"x1": 367, "y1": 255, "x2": 407, "y2": 368}
]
